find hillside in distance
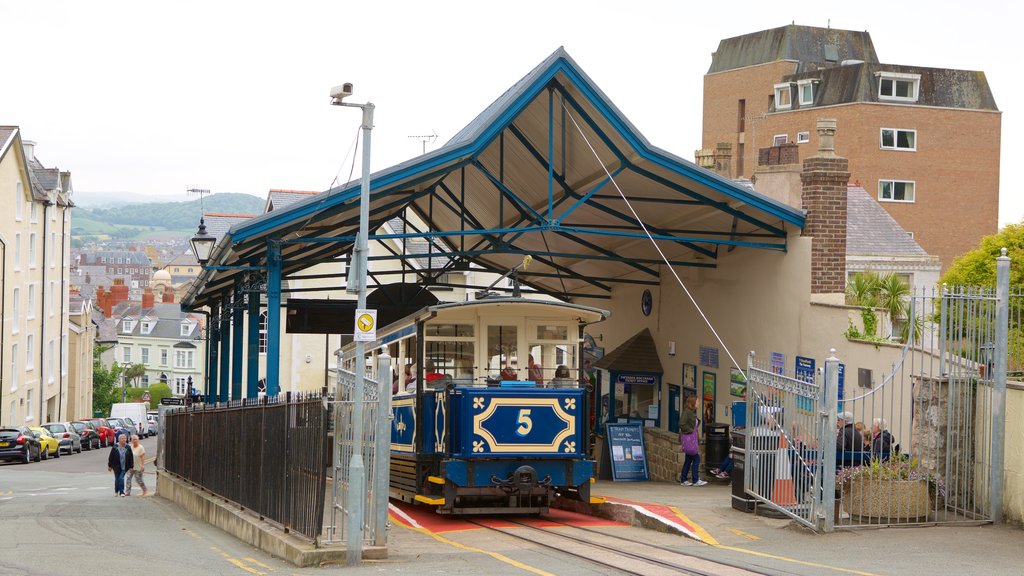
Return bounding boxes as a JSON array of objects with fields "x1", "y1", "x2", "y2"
[{"x1": 71, "y1": 192, "x2": 265, "y2": 241}]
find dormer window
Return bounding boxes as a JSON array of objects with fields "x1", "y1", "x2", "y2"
[
  {"x1": 773, "y1": 83, "x2": 793, "y2": 110},
  {"x1": 797, "y1": 79, "x2": 818, "y2": 106},
  {"x1": 877, "y1": 72, "x2": 920, "y2": 102},
  {"x1": 181, "y1": 321, "x2": 194, "y2": 337},
  {"x1": 140, "y1": 320, "x2": 153, "y2": 334},
  {"x1": 122, "y1": 319, "x2": 136, "y2": 333}
]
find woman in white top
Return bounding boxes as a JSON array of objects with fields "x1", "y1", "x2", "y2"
[{"x1": 126, "y1": 435, "x2": 147, "y2": 496}]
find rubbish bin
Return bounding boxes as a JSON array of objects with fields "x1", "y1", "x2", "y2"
[
  {"x1": 731, "y1": 429, "x2": 755, "y2": 512},
  {"x1": 705, "y1": 423, "x2": 730, "y2": 472}
]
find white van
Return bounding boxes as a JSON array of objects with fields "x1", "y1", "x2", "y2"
[{"x1": 110, "y1": 403, "x2": 150, "y2": 437}]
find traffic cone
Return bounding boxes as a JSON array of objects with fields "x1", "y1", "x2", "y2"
[{"x1": 771, "y1": 433, "x2": 797, "y2": 506}]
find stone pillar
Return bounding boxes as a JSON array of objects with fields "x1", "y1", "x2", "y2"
[{"x1": 800, "y1": 119, "x2": 849, "y2": 295}]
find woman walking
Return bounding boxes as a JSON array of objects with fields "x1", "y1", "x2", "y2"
[{"x1": 679, "y1": 396, "x2": 707, "y2": 486}]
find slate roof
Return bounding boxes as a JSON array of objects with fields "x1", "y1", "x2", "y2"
[
  {"x1": 709, "y1": 25, "x2": 878, "y2": 74},
  {"x1": 80, "y1": 251, "x2": 152, "y2": 266},
  {"x1": 846, "y1": 186, "x2": 927, "y2": 256},
  {"x1": 203, "y1": 213, "x2": 256, "y2": 241},
  {"x1": 593, "y1": 328, "x2": 663, "y2": 374},
  {"x1": 168, "y1": 251, "x2": 199, "y2": 266},
  {"x1": 0, "y1": 128, "x2": 16, "y2": 155},
  {"x1": 117, "y1": 303, "x2": 201, "y2": 340},
  {"x1": 265, "y1": 189, "x2": 319, "y2": 213}
]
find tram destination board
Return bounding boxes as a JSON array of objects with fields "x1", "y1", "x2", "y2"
[{"x1": 605, "y1": 423, "x2": 649, "y2": 481}]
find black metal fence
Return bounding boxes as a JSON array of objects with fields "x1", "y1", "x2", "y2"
[{"x1": 163, "y1": 393, "x2": 330, "y2": 543}]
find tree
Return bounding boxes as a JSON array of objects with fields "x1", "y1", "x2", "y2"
[
  {"x1": 93, "y1": 345, "x2": 122, "y2": 417},
  {"x1": 121, "y1": 364, "x2": 147, "y2": 403},
  {"x1": 941, "y1": 222, "x2": 1024, "y2": 287}
]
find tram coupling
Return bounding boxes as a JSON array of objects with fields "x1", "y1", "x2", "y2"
[{"x1": 492, "y1": 466, "x2": 552, "y2": 494}]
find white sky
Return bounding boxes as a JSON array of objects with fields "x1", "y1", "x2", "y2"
[{"x1": 3, "y1": 1, "x2": 1021, "y2": 223}]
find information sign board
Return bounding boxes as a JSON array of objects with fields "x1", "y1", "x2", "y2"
[{"x1": 604, "y1": 423, "x2": 649, "y2": 481}]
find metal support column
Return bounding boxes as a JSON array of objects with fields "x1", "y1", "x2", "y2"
[
  {"x1": 208, "y1": 303, "x2": 219, "y2": 400},
  {"x1": 232, "y1": 290, "x2": 244, "y2": 401},
  {"x1": 821, "y1": 349, "x2": 840, "y2": 532},
  {"x1": 374, "y1": 353, "x2": 392, "y2": 547},
  {"x1": 992, "y1": 248, "x2": 1009, "y2": 523},
  {"x1": 247, "y1": 288, "x2": 260, "y2": 398},
  {"x1": 266, "y1": 241, "x2": 282, "y2": 397},
  {"x1": 219, "y1": 293, "x2": 231, "y2": 402}
]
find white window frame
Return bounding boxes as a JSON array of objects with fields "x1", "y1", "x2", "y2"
[
  {"x1": 49, "y1": 232, "x2": 55, "y2": 268},
  {"x1": 259, "y1": 311, "x2": 268, "y2": 354},
  {"x1": 11, "y1": 288, "x2": 19, "y2": 334},
  {"x1": 10, "y1": 343, "x2": 18, "y2": 391},
  {"x1": 27, "y1": 284, "x2": 35, "y2": 320},
  {"x1": 13, "y1": 233, "x2": 20, "y2": 271},
  {"x1": 773, "y1": 83, "x2": 793, "y2": 110},
  {"x1": 161, "y1": 349, "x2": 168, "y2": 366},
  {"x1": 47, "y1": 339, "x2": 54, "y2": 383},
  {"x1": 879, "y1": 179, "x2": 916, "y2": 203},
  {"x1": 15, "y1": 182, "x2": 23, "y2": 221},
  {"x1": 796, "y1": 131, "x2": 810, "y2": 144},
  {"x1": 122, "y1": 346, "x2": 131, "y2": 364},
  {"x1": 141, "y1": 375, "x2": 150, "y2": 387},
  {"x1": 876, "y1": 71, "x2": 920, "y2": 102},
  {"x1": 30, "y1": 202, "x2": 38, "y2": 223},
  {"x1": 880, "y1": 128, "x2": 917, "y2": 151},
  {"x1": 772, "y1": 134, "x2": 788, "y2": 146},
  {"x1": 141, "y1": 347, "x2": 150, "y2": 364},
  {"x1": 49, "y1": 281, "x2": 54, "y2": 317},
  {"x1": 61, "y1": 335, "x2": 67, "y2": 376},
  {"x1": 180, "y1": 322, "x2": 193, "y2": 337},
  {"x1": 797, "y1": 79, "x2": 817, "y2": 106},
  {"x1": 26, "y1": 334, "x2": 34, "y2": 370},
  {"x1": 26, "y1": 389, "x2": 33, "y2": 422},
  {"x1": 174, "y1": 349, "x2": 194, "y2": 369}
]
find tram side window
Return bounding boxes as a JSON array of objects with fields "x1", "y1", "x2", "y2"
[
  {"x1": 424, "y1": 340, "x2": 475, "y2": 387},
  {"x1": 527, "y1": 342, "x2": 576, "y2": 388},
  {"x1": 487, "y1": 325, "x2": 519, "y2": 381}
]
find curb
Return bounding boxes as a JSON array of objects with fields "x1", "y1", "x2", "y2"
[{"x1": 156, "y1": 471, "x2": 386, "y2": 567}]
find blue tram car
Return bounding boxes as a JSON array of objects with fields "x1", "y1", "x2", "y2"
[{"x1": 352, "y1": 297, "x2": 609, "y2": 514}]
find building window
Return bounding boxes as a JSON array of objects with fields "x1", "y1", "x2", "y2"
[
  {"x1": 175, "y1": 377, "x2": 188, "y2": 395},
  {"x1": 28, "y1": 233, "x2": 36, "y2": 268},
  {"x1": 11, "y1": 288, "x2": 19, "y2": 333},
  {"x1": 796, "y1": 131, "x2": 810, "y2": 144},
  {"x1": 26, "y1": 390, "x2": 33, "y2": 422},
  {"x1": 61, "y1": 335, "x2": 67, "y2": 377},
  {"x1": 880, "y1": 128, "x2": 917, "y2": 151},
  {"x1": 877, "y1": 72, "x2": 920, "y2": 102},
  {"x1": 47, "y1": 340, "x2": 54, "y2": 383},
  {"x1": 26, "y1": 334, "x2": 34, "y2": 370},
  {"x1": 49, "y1": 232, "x2": 55, "y2": 268},
  {"x1": 30, "y1": 202, "x2": 38, "y2": 223},
  {"x1": 259, "y1": 311, "x2": 268, "y2": 354},
  {"x1": 14, "y1": 234, "x2": 20, "y2": 270},
  {"x1": 737, "y1": 99, "x2": 746, "y2": 132},
  {"x1": 161, "y1": 349, "x2": 168, "y2": 365},
  {"x1": 773, "y1": 83, "x2": 792, "y2": 110},
  {"x1": 772, "y1": 134, "x2": 788, "y2": 146},
  {"x1": 27, "y1": 285, "x2": 35, "y2": 319},
  {"x1": 797, "y1": 79, "x2": 816, "y2": 106},
  {"x1": 122, "y1": 319, "x2": 135, "y2": 333},
  {"x1": 175, "y1": 350, "x2": 194, "y2": 369},
  {"x1": 181, "y1": 322, "x2": 193, "y2": 337},
  {"x1": 15, "y1": 182, "x2": 23, "y2": 220},
  {"x1": 879, "y1": 179, "x2": 916, "y2": 202},
  {"x1": 141, "y1": 348, "x2": 149, "y2": 364},
  {"x1": 141, "y1": 375, "x2": 150, "y2": 386},
  {"x1": 122, "y1": 346, "x2": 131, "y2": 364},
  {"x1": 49, "y1": 281, "x2": 54, "y2": 317},
  {"x1": 11, "y1": 344, "x2": 18, "y2": 390}
]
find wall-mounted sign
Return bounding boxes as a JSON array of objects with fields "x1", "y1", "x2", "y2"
[
  {"x1": 354, "y1": 308, "x2": 377, "y2": 342},
  {"x1": 699, "y1": 345, "x2": 719, "y2": 368}
]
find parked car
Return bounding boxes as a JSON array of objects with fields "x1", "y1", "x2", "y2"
[
  {"x1": 106, "y1": 418, "x2": 133, "y2": 442},
  {"x1": 0, "y1": 427, "x2": 42, "y2": 464},
  {"x1": 70, "y1": 421, "x2": 101, "y2": 450},
  {"x1": 85, "y1": 418, "x2": 116, "y2": 447},
  {"x1": 29, "y1": 427, "x2": 61, "y2": 459},
  {"x1": 122, "y1": 417, "x2": 146, "y2": 438},
  {"x1": 41, "y1": 422, "x2": 83, "y2": 454},
  {"x1": 145, "y1": 415, "x2": 158, "y2": 436}
]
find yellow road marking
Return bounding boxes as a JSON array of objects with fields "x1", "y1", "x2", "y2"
[
  {"x1": 243, "y1": 557, "x2": 273, "y2": 570},
  {"x1": 667, "y1": 506, "x2": 719, "y2": 546},
  {"x1": 390, "y1": 512, "x2": 554, "y2": 576},
  {"x1": 211, "y1": 547, "x2": 265, "y2": 575},
  {"x1": 712, "y1": 544, "x2": 881, "y2": 576},
  {"x1": 727, "y1": 527, "x2": 760, "y2": 540}
]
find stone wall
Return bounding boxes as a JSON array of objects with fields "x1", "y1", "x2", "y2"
[{"x1": 643, "y1": 427, "x2": 685, "y2": 482}]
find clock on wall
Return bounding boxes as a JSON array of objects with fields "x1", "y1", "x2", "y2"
[{"x1": 641, "y1": 289, "x2": 653, "y2": 316}]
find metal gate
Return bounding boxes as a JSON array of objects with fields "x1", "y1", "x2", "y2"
[{"x1": 746, "y1": 254, "x2": 1010, "y2": 531}]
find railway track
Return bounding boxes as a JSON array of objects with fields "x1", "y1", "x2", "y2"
[{"x1": 466, "y1": 517, "x2": 767, "y2": 576}]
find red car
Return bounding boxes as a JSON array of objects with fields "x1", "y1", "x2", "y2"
[{"x1": 86, "y1": 418, "x2": 116, "y2": 447}]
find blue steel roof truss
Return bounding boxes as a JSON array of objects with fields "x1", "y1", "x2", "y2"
[{"x1": 186, "y1": 50, "x2": 802, "y2": 309}]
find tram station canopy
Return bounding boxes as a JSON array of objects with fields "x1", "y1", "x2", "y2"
[{"x1": 183, "y1": 48, "x2": 804, "y2": 309}]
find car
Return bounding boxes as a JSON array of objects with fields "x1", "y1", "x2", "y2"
[
  {"x1": 106, "y1": 418, "x2": 133, "y2": 442},
  {"x1": 29, "y1": 427, "x2": 61, "y2": 459},
  {"x1": 41, "y1": 422, "x2": 83, "y2": 454},
  {"x1": 85, "y1": 418, "x2": 116, "y2": 447},
  {"x1": 0, "y1": 427, "x2": 42, "y2": 464},
  {"x1": 145, "y1": 415, "x2": 158, "y2": 437},
  {"x1": 70, "y1": 421, "x2": 101, "y2": 451},
  {"x1": 122, "y1": 417, "x2": 146, "y2": 438}
]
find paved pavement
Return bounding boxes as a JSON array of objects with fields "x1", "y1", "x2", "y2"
[{"x1": 587, "y1": 478, "x2": 1024, "y2": 575}]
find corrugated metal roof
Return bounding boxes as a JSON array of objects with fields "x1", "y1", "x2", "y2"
[{"x1": 184, "y1": 48, "x2": 805, "y2": 308}]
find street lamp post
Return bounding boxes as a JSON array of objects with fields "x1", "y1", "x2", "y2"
[{"x1": 330, "y1": 82, "x2": 373, "y2": 566}]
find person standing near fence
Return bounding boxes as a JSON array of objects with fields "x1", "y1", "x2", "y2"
[
  {"x1": 679, "y1": 396, "x2": 707, "y2": 486},
  {"x1": 125, "y1": 434, "x2": 148, "y2": 497},
  {"x1": 107, "y1": 433, "x2": 134, "y2": 497}
]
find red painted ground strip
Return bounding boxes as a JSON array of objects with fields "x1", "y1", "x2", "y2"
[
  {"x1": 600, "y1": 495, "x2": 702, "y2": 541},
  {"x1": 389, "y1": 500, "x2": 628, "y2": 534}
]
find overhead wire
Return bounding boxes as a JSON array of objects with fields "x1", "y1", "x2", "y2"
[{"x1": 561, "y1": 103, "x2": 747, "y2": 380}]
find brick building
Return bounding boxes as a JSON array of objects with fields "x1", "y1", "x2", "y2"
[{"x1": 700, "y1": 24, "x2": 1000, "y2": 270}]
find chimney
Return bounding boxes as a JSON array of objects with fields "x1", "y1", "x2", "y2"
[
  {"x1": 142, "y1": 288, "x2": 155, "y2": 309},
  {"x1": 111, "y1": 278, "x2": 129, "y2": 308},
  {"x1": 96, "y1": 286, "x2": 112, "y2": 318},
  {"x1": 800, "y1": 119, "x2": 848, "y2": 298},
  {"x1": 694, "y1": 143, "x2": 733, "y2": 177},
  {"x1": 162, "y1": 289, "x2": 175, "y2": 304},
  {"x1": 22, "y1": 140, "x2": 36, "y2": 162}
]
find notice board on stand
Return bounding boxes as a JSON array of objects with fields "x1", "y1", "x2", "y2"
[{"x1": 604, "y1": 423, "x2": 649, "y2": 481}]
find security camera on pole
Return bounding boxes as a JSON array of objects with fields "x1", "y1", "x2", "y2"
[{"x1": 330, "y1": 82, "x2": 374, "y2": 566}]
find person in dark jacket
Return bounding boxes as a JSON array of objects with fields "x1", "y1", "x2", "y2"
[
  {"x1": 837, "y1": 412, "x2": 865, "y2": 453},
  {"x1": 107, "y1": 433, "x2": 135, "y2": 497},
  {"x1": 871, "y1": 418, "x2": 898, "y2": 459}
]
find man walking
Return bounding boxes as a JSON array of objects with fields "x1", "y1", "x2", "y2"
[
  {"x1": 125, "y1": 434, "x2": 147, "y2": 497},
  {"x1": 107, "y1": 433, "x2": 134, "y2": 497}
]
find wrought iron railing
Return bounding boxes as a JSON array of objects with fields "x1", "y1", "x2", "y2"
[{"x1": 163, "y1": 393, "x2": 329, "y2": 543}]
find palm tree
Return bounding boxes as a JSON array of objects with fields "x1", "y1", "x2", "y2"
[
  {"x1": 846, "y1": 272, "x2": 881, "y2": 337},
  {"x1": 876, "y1": 273, "x2": 911, "y2": 341}
]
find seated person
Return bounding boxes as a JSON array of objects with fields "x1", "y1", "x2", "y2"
[
  {"x1": 404, "y1": 364, "x2": 417, "y2": 392},
  {"x1": 549, "y1": 365, "x2": 576, "y2": 388},
  {"x1": 499, "y1": 366, "x2": 518, "y2": 381},
  {"x1": 424, "y1": 361, "x2": 449, "y2": 388},
  {"x1": 870, "y1": 418, "x2": 898, "y2": 458},
  {"x1": 528, "y1": 354, "x2": 543, "y2": 386},
  {"x1": 710, "y1": 454, "x2": 733, "y2": 479}
]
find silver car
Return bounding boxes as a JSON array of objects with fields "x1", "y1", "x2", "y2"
[{"x1": 41, "y1": 422, "x2": 83, "y2": 455}]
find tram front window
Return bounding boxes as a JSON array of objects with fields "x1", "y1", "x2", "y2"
[{"x1": 487, "y1": 325, "x2": 518, "y2": 381}]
